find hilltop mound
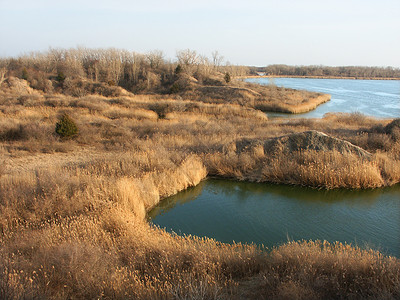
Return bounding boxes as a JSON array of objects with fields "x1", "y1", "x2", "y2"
[
  {"x1": 384, "y1": 118, "x2": 400, "y2": 134},
  {"x1": 172, "y1": 73, "x2": 199, "y2": 92},
  {"x1": 0, "y1": 76, "x2": 134, "y2": 98},
  {"x1": 237, "y1": 130, "x2": 372, "y2": 159},
  {"x1": 197, "y1": 85, "x2": 261, "y2": 103},
  {"x1": 1, "y1": 77, "x2": 41, "y2": 95},
  {"x1": 62, "y1": 78, "x2": 134, "y2": 97}
]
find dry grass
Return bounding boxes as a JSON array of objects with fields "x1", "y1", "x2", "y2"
[
  {"x1": 180, "y1": 79, "x2": 331, "y2": 114},
  {"x1": 1, "y1": 221, "x2": 399, "y2": 299},
  {"x1": 250, "y1": 240, "x2": 400, "y2": 299},
  {"x1": 205, "y1": 150, "x2": 392, "y2": 189},
  {"x1": 256, "y1": 94, "x2": 331, "y2": 114},
  {"x1": 1, "y1": 87, "x2": 400, "y2": 299}
]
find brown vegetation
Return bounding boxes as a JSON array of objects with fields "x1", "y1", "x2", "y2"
[
  {"x1": 0, "y1": 48, "x2": 330, "y2": 114},
  {"x1": 0, "y1": 57, "x2": 400, "y2": 298}
]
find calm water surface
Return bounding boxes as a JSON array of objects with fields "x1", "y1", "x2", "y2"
[
  {"x1": 149, "y1": 179, "x2": 400, "y2": 257},
  {"x1": 245, "y1": 78, "x2": 400, "y2": 119}
]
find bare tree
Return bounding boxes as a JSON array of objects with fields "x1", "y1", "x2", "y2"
[
  {"x1": 196, "y1": 55, "x2": 213, "y2": 79},
  {"x1": 124, "y1": 52, "x2": 145, "y2": 85},
  {"x1": 93, "y1": 48, "x2": 123, "y2": 84},
  {"x1": 176, "y1": 49, "x2": 199, "y2": 75},
  {"x1": 108, "y1": 50, "x2": 123, "y2": 84},
  {"x1": 146, "y1": 50, "x2": 164, "y2": 69},
  {"x1": 211, "y1": 50, "x2": 224, "y2": 70}
]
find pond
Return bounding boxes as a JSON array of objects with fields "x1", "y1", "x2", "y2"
[
  {"x1": 149, "y1": 179, "x2": 400, "y2": 257},
  {"x1": 245, "y1": 78, "x2": 400, "y2": 119}
]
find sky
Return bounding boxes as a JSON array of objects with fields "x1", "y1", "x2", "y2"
[{"x1": 0, "y1": 0, "x2": 399, "y2": 67}]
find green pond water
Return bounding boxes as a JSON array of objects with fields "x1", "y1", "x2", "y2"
[{"x1": 149, "y1": 179, "x2": 400, "y2": 257}]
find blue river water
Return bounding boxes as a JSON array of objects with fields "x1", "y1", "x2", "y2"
[{"x1": 245, "y1": 78, "x2": 400, "y2": 119}]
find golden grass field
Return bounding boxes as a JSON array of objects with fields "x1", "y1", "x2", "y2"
[{"x1": 1, "y1": 76, "x2": 400, "y2": 299}]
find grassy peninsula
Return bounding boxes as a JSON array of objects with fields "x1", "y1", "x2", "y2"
[{"x1": 0, "y1": 48, "x2": 399, "y2": 299}]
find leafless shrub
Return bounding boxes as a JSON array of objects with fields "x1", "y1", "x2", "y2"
[
  {"x1": 0, "y1": 124, "x2": 27, "y2": 141},
  {"x1": 0, "y1": 67, "x2": 7, "y2": 85}
]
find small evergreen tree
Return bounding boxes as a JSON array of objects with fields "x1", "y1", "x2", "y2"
[
  {"x1": 175, "y1": 64, "x2": 183, "y2": 75},
  {"x1": 21, "y1": 68, "x2": 29, "y2": 80},
  {"x1": 224, "y1": 72, "x2": 231, "y2": 83},
  {"x1": 170, "y1": 82, "x2": 181, "y2": 94},
  {"x1": 56, "y1": 71, "x2": 66, "y2": 83},
  {"x1": 55, "y1": 113, "x2": 79, "y2": 139}
]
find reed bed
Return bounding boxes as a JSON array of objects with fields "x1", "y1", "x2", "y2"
[
  {"x1": 1, "y1": 88, "x2": 399, "y2": 299},
  {"x1": 254, "y1": 94, "x2": 331, "y2": 114}
]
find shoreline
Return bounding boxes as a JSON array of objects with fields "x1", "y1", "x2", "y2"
[
  {"x1": 240, "y1": 75, "x2": 400, "y2": 80},
  {"x1": 256, "y1": 94, "x2": 331, "y2": 114}
]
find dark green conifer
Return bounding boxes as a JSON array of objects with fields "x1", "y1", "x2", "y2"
[{"x1": 55, "y1": 113, "x2": 79, "y2": 139}]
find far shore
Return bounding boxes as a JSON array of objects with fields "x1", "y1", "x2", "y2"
[{"x1": 241, "y1": 75, "x2": 400, "y2": 80}]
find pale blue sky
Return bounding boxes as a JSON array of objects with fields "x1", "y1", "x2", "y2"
[{"x1": 0, "y1": 0, "x2": 399, "y2": 67}]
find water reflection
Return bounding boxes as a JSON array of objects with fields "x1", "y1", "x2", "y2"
[
  {"x1": 200, "y1": 179, "x2": 400, "y2": 207},
  {"x1": 147, "y1": 180, "x2": 206, "y2": 219},
  {"x1": 149, "y1": 179, "x2": 400, "y2": 257}
]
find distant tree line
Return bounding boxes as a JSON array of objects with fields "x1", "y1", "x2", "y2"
[
  {"x1": 251, "y1": 65, "x2": 400, "y2": 78},
  {"x1": 0, "y1": 47, "x2": 249, "y2": 95}
]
